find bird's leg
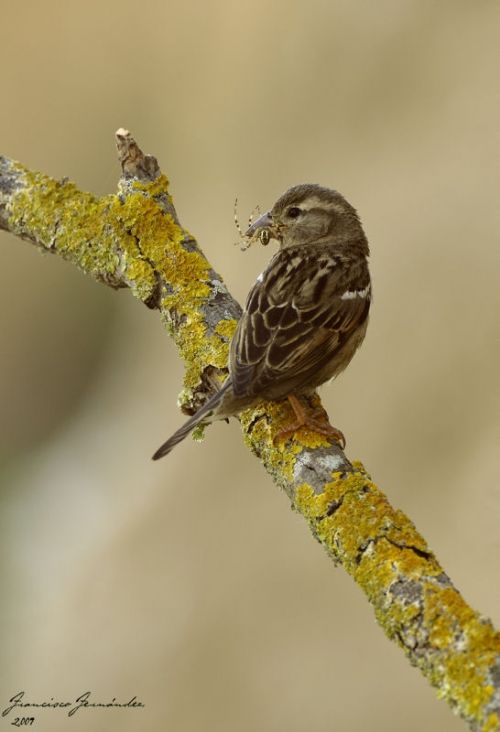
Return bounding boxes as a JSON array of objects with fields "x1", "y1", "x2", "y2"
[{"x1": 274, "y1": 394, "x2": 346, "y2": 448}]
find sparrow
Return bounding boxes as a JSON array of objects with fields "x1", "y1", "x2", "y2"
[{"x1": 152, "y1": 183, "x2": 371, "y2": 460}]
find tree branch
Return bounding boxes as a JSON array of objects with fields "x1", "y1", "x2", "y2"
[{"x1": 1, "y1": 130, "x2": 499, "y2": 731}]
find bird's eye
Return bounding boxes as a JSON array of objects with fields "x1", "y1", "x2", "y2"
[{"x1": 287, "y1": 206, "x2": 302, "y2": 219}]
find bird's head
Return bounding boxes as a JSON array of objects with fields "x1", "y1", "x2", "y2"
[{"x1": 244, "y1": 184, "x2": 368, "y2": 254}]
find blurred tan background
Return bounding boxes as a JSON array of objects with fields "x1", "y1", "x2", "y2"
[{"x1": 1, "y1": 1, "x2": 499, "y2": 730}]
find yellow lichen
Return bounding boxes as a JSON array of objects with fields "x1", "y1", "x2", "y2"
[
  {"x1": 7, "y1": 162, "x2": 236, "y2": 404},
  {"x1": 426, "y1": 596, "x2": 499, "y2": 724},
  {"x1": 239, "y1": 394, "x2": 346, "y2": 487},
  {"x1": 9, "y1": 168, "x2": 119, "y2": 276},
  {"x1": 239, "y1": 401, "x2": 299, "y2": 483},
  {"x1": 295, "y1": 469, "x2": 500, "y2": 730},
  {"x1": 484, "y1": 713, "x2": 500, "y2": 732},
  {"x1": 215, "y1": 318, "x2": 238, "y2": 341}
]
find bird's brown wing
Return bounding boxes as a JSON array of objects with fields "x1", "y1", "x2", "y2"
[{"x1": 230, "y1": 247, "x2": 370, "y2": 399}]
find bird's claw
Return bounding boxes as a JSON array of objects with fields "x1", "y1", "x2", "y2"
[{"x1": 273, "y1": 395, "x2": 346, "y2": 449}]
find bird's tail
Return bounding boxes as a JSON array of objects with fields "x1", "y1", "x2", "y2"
[{"x1": 152, "y1": 381, "x2": 232, "y2": 461}]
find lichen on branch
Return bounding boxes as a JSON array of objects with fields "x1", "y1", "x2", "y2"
[{"x1": 0, "y1": 130, "x2": 498, "y2": 731}]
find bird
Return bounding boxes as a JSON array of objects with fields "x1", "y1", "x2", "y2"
[{"x1": 152, "y1": 183, "x2": 371, "y2": 460}]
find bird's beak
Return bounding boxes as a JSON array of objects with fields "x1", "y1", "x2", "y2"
[{"x1": 244, "y1": 211, "x2": 273, "y2": 246}]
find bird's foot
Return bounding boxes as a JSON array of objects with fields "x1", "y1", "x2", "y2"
[{"x1": 273, "y1": 395, "x2": 346, "y2": 449}]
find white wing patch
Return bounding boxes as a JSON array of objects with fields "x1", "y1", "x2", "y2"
[{"x1": 340, "y1": 283, "x2": 371, "y2": 300}]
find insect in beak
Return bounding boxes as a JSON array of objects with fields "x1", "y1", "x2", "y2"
[
  {"x1": 240, "y1": 211, "x2": 273, "y2": 249},
  {"x1": 245, "y1": 210, "x2": 272, "y2": 239},
  {"x1": 259, "y1": 229, "x2": 270, "y2": 246},
  {"x1": 234, "y1": 199, "x2": 272, "y2": 251}
]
